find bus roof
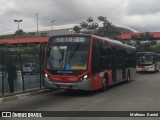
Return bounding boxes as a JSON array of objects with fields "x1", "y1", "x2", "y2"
[
  {"x1": 49, "y1": 34, "x2": 91, "y2": 38},
  {"x1": 49, "y1": 34, "x2": 136, "y2": 50},
  {"x1": 92, "y1": 34, "x2": 135, "y2": 50}
]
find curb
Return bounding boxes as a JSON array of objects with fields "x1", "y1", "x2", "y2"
[{"x1": 0, "y1": 89, "x2": 54, "y2": 103}]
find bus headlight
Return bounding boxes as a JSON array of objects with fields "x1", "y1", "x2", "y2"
[
  {"x1": 80, "y1": 75, "x2": 89, "y2": 81},
  {"x1": 45, "y1": 74, "x2": 49, "y2": 78}
]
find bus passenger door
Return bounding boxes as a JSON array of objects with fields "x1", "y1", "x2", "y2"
[
  {"x1": 112, "y1": 48, "x2": 117, "y2": 83},
  {"x1": 117, "y1": 69, "x2": 123, "y2": 81},
  {"x1": 115, "y1": 49, "x2": 124, "y2": 82},
  {"x1": 122, "y1": 51, "x2": 126, "y2": 80}
]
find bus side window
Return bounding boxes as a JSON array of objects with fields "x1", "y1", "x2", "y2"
[
  {"x1": 99, "y1": 45, "x2": 112, "y2": 69},
  {"x1": 92, "y1": 44, "x2": 101, "y2": 74}
]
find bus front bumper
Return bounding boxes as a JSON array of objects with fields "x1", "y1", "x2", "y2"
[
  {"x1": 136, "y1": 67, "x2": 155, "y2": 72},
  {"x1": 44, "y1": 77, "x2": 92, "y2": 91}
]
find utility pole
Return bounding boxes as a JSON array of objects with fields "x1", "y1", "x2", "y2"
[
  {"x1": 14, "y1": 19, "x2": 23, "y2": 50},
  {"x1": 36, "y1": 13, "x2": 39, "y2": 36},
  {"x1": 51, "y1": 20, "x2": 56, "y2": 35}
]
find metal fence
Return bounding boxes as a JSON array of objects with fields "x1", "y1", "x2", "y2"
[{"x1": 0, "y1": 43, "x2": 46, "y2": 97}]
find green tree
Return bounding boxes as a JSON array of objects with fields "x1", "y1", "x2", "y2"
[
  {"x1": 97, "y1": 16, "x2": 107, "y2": 22},
  {"x1": 139, "y1": 32, "x2": 153, "y2": 41},
  {"x1": 81, "y1": 17, "x2": 99, "y2": 34},
  {"x1": 139, "y1": 33, "x2": 146, "y2": 41},
  {"x1": 14, "y1": 29, "x2": 25, "y2": 36},
  {"x1": 152, "y1": 45, "x2": 160, "y2": 54},
  {"x1": 136, "y1": 43, "x2": 152, "y2": 52},
  {"x1": 145, "y1": 32, "x2": 153, "y2": 40},
  {"x1": 87, "y1": 17, "x2": 94, "y2": 23},
  {"x1": 73, "y1": 25, "x2": 81, "y2": 33},
  {"x1": 73, "y1": 16, "x2": 120, "y2": 39},
  {"x1": 80, "y1": 22, "x2": 88, "y2": 32},
  {"x1": 131, "y1": 34, "x2": 140, "y2": 46},
  {"x1": 88, "y1": 22, "x2": 98, "y2": 32}
]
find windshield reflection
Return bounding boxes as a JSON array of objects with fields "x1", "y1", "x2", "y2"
[
  {"x1": 137, "y1": 55, "x2": 154, "y2": 65},
  {"x1": 47, "y1": 42, "x2": 90, "y2": 71}
]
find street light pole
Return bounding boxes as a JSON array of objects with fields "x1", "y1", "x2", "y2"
[
  {"x1": 36, "y1": 13, "x2": 38, "y2": 36},
  {"x1": 51, "y1": 20, "x2": 56, "y2": 35},
  {"x1": 14, "y1": 19, "x2": 23, "y2": 50}
]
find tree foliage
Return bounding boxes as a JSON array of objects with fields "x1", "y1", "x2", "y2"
[
  {"x1": 139, "y1": 32, "x2": 153, "y2": 41},
  {"x1": 131, "y1": 34, "x2": 140, "y2": 46},
  {"x1": 152, "y1": 45, "x2": 160, "y2": 54},
  {"x1": 15, "y1": 29, "x2": 25, "y2": 36},
  {"x1": 73, "y1": 16, "x2": 121, "y2": 39},
  {"x1": 73, "y1": 25, "x2": 81, "y2": 33},
  {"x1": 22, "y1": 44, "x2": 39, "y2": 55},
  {"x1": 136, "y1": 43, "x2": 160, "y2": 53},
  {"x1": 136, "y1": 43, "x2": 152, "y2": 52}
]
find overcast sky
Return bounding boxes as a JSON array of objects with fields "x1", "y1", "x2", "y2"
[{"x1": 1, "y1": 0, "x2": 160, "y2": 35}]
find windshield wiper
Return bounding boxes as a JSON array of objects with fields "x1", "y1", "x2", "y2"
[
  {"x1": 55, "y1": 46, "x2": 65, "y2": 69},
  {"x1": 69, "y1": 44, "x2": 80, "y2": 63},
  {"x1": 58, "y1": 50, "x2": 64, "y2": 66}
]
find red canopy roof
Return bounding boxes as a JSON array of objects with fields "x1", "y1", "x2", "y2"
[
  {"x1": 118, "y1": 34, "x2": 131, "y2": 40},
  {"x1": 0, "y1": 37, "x2": 48, "y2": 44},
  {"x1": 119, "y1": 32, "x2": 160, "y2": 40},
  {"x1": 151, "y1": 32, "x2": 160, "y2": 38}
]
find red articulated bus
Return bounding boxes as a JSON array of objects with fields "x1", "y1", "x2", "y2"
[{"x1": 44, "y1": 34, "x2": 136, "y2": 91}]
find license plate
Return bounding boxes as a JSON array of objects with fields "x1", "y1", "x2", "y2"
[{"x1": 60, "y1": 86, "x2": 69, "y2": 89}]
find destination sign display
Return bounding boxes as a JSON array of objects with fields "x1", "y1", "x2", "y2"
[{"x1": 52, "y1": 37, "x2": 87, "y2": 43}]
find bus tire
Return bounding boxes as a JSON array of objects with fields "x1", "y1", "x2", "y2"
[
  {"x1": 101, "y1": 75, "x2": 108, "y2": 92},
  {"x1": 126, "y1": 71, "x2": 130, "y2": 83}
]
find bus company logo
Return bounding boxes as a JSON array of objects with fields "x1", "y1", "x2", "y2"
[{"x1": 2, "y1": 112, "x2": 11, "y2": 117}]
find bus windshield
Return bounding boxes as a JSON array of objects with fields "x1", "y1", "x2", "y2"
[
  {"x1": 137, "y1": 54, "x2": 154, "y2": 65},
  {"x1": 46, "y1": 37, "x2": 90, "y2": 75}
]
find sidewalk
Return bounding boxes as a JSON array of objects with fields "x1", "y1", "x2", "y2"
[{"x1": 0, "y1": 89, "x2": 54, "y2": 103}]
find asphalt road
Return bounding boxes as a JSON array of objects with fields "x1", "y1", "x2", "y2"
[{"x1": 0, "y1": 72, "x2": 160, "y2": 120}]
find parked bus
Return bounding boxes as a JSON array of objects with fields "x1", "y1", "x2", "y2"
[
  {"x1": 136, "y1": 52, "x2": 160, "y2": 73},
  {"x1": 44, "y1": 34, "x2": 136, "y2": 91}
]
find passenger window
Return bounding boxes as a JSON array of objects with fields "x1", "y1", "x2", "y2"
[{"x1": 92, "y1": 44, "x2": 101, "y2": 74}]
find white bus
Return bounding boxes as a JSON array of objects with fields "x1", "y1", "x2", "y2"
[{"x1": 136, "y1": 52, "x2": 160, "y2": 73}]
